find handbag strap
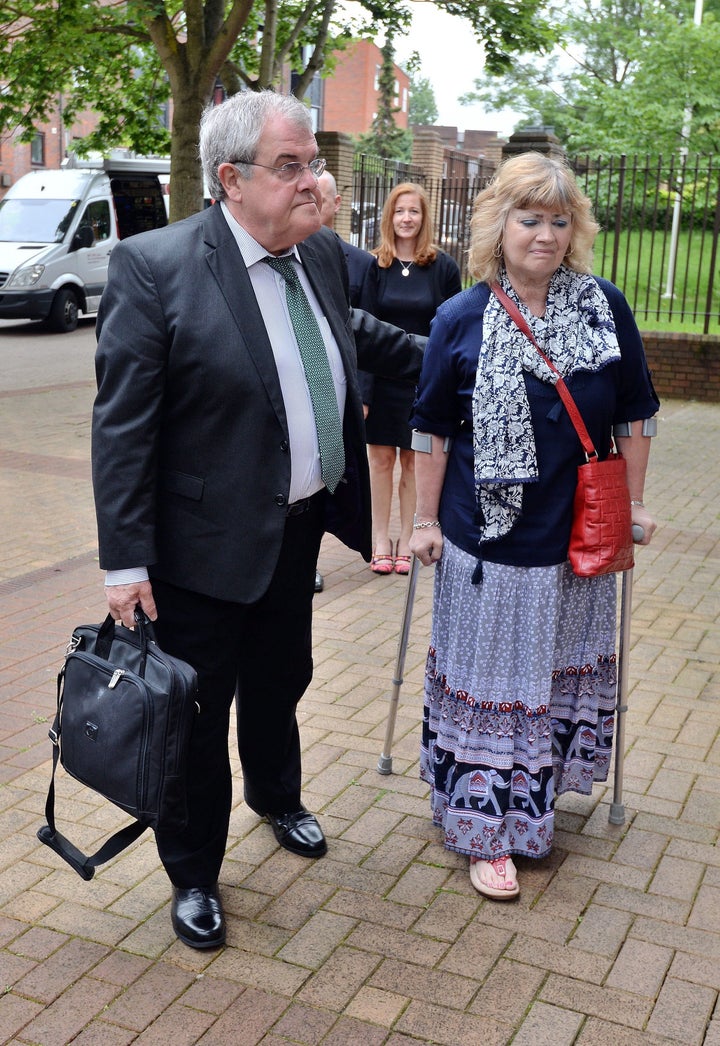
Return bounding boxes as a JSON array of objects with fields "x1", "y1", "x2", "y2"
[{"x1": 490, "y1": 282, "x2": 599, "y2": 461}]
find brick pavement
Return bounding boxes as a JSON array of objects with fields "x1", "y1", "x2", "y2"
[{"x1": 0, "y1": 371, "x2": 718, "y2": 1044}]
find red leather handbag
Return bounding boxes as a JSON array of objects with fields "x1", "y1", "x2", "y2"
[
  {"x1": 491, "y1": 284, "x2": 634, "y2": 577},
  {"x1": 568, "y1": 447, "x2": 634, "y2": 576}
]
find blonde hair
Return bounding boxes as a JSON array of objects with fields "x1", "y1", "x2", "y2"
[
  {"x1": 374, "y1": 182, "x2": 438, "y2": 268},
  {"x1": 468, "y1": 152, "x2": 599, "y2": 284}
]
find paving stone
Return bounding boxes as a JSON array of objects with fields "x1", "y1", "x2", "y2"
[
  {"x1": 648, "y1": 854, "x2": 706, "y2": 901},
  {"x1": 568, "y1": 902, "x2": 633, "y2": 957},
  {"x1": 296, "y1": 946, "x2": 381, "y2": 1009},
  {"x1": 605, "y1": 938, "x2": 673, "y2": 996},
  {"x1": 512, "y1": 1001, "x2": 584, "y2": 1045},
  {"x1": 645, "y1": 976, "x2": 717, "y2": 1043},
  {"x1": 468, "y1": 958, "x2": 545, "y2": 1025},
  {"x1": 267, "y1": 1001, "x2": 336, "y2": 1044},
  {"x1": 1, "y1": 384, "x2": 719, "y2": 1044},
  {"x1": 194, "y1": 987, "x2": 289, "y2": 1045},
  {"x1": 12, "y1": 937, "x2": 109, "y2": 1004},
  {"x1": 577, "y1": 1016, "x2": 679, "y2": 1045},
  {"x1": 277, "y1": 910, "x2": 356, "y2": 969},
  {"x1": 540, "y1": 973, "x2": 653, "y2": 1028}
]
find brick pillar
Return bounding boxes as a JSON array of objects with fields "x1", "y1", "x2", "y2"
[
  {"x1": 502, "y1": 127, "x2": 567, "y2": 160},
  {"x1": 315, "y1": 131, "x2": 356, "y2": 242},
  {"x1": 411, "y1": 128, "x2": 445, "y2": 232}
]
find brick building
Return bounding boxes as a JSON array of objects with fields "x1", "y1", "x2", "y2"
[
  {"x1": 321, "y1": 39, "x2": 410, "y2": 136},
  {"x1": 426, "y1": 125, "x2": 505, "y2": 166}
]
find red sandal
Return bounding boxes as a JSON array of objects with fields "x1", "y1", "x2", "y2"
[
  {"x1": 394, "y1": 548, "x2": 411, "y2": 575},
  {"x1": 371, "y1": 551, "x2": 394, "y2": 575}
]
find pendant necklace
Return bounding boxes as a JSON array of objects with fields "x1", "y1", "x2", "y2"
[{"x1": 399, "y1": 259, "x2": 413, "y2": 277}]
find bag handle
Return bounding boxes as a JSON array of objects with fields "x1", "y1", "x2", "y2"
[
  {"x1": 490, "y1": 282, "x2": 599, "y2": 461},
  {"x1": 95, "y1": 607, "x2": 157, "y2": 675}
]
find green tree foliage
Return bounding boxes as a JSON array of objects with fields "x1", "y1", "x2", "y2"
[
  {"x1": 461, "y1": 0, "x2": 720, "y2": 157},
  {"x1": 408, "y1": 73, "x2": 439, "y2": 127},
  {"x1": 356, "y1": 38, "x2": 413, "y2": 161},
  {"x1": 1, "y1": 0, "x2": 558, "y2": 218}
]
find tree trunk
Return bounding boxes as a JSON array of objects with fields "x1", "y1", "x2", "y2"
[{"x1": 168, "y1": 88, "x2": 211, "y2": 221}]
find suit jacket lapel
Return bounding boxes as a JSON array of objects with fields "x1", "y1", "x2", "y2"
[{"x1": 201, "y1": 206, "x2": 288, "y2": 426}]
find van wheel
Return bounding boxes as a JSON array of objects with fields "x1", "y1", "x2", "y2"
[{"x1": 47, "y1": 287, "x2": 80, "y2": 333}]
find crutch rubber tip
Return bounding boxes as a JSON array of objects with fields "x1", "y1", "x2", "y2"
[
  {"x1": 377, "y1": 755, "x2": 393, "y2": 775},
  {"x1": 608, "y1": 803, "x2": 626, "y2": 825}
]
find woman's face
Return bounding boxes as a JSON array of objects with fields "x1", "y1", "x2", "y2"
[
  {"x1": 502, "y1": 207, "x2": 573, "y2": 286},
  {"x1": 392, "y1": 193, "x2": 423, "y2": 251}
]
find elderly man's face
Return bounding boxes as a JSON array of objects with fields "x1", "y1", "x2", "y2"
[
  {"x1": 316, "y1": 174, "x2": 341, "y2": 228},
  {"x1": 219, "y1": 114, "x2": 322, "y2": 253}
]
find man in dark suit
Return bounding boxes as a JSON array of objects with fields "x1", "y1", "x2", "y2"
[
  {"x1": 92, "y1": 90, "x2": 423, "y2": 950},
  {"x1": 313, "y1": 170, "x2": 376, "y2": 592},
  {"x1": 316, "y1": 170, "x2": 375, "y2": 305}
]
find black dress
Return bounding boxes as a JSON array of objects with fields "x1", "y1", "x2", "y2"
[{"x1": 359, "y1": 252, "x2": 462, "y2": 448}]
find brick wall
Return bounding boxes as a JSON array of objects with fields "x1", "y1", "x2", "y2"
[
  {"x1": 642, "y1": 331, "x2": 720, "y2": 402},
  {"x1": 322, "y1": 40, "x2": 409, "y2": 136}
]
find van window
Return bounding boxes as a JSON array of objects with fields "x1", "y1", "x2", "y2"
[
  {"x1": 110, "y1": 175, "x2": 166, "y2": 239},
  {"x1": 77, "y1": 200, "x2": 112, "y2": 244},
  {"x1": 0, "y1": 197, "x2": 80, "y2": 243}
]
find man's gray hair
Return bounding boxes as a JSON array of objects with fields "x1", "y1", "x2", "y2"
[{"x1": 199, "y1": 90, "x2": 314, "y2": 202}]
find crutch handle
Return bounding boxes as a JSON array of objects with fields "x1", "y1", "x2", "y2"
[{"x1": 632, "y1": 524, "x2": 644, "y2": 543}]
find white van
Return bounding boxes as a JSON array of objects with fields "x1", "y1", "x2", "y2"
[{"x1": 0, "y1": 156, "x2": 169, "y2": 332}]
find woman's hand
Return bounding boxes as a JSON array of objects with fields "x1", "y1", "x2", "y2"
[
  {"x1": 631, "y1": 502, "x2": 657, "y2": 546},
  {"x1": 409, "y1": 526, "x2": 443, "y2": 565}
]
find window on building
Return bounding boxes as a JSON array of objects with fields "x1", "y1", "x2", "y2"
[
  {"x1": 374, "y1": 65, "x2": 380, "y2": 90},
  {"x1": 402, "y1": 88, "x2": 408, "y2": 113},
  {"x1": 291, "y1": 67, "x2": 322, "y2": 131},
  {"x1": 30, "y1": 133, "x2": 45, "y2": 166}
]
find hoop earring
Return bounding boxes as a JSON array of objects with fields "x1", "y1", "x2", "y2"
[
  {"x1": 492, "y1": 241, "x2": 503, "y2": 259},
  {"x1": 566, "y1": 243, "x2": 575, "y2": 258}
]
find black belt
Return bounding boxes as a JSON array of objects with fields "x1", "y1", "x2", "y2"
[{"x1": 286, "y1": 492, "x2": 324, "y2": 516}]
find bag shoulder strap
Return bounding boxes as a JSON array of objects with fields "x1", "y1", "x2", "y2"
[
  {"x1": 490, "y1": 281, "x2": 598, "y2": 461},
  {"x1": 36, "y1": 665, "x2": 148, "y2": 880}
]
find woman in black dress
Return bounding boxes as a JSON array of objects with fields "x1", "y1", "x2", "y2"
[{"x1": 360, "y1": 182, "x2": 462, "y2": 574}]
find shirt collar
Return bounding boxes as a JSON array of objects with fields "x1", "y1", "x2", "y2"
[{"x1": 219, "y1": 202, "x2": 301, "y2": 268}]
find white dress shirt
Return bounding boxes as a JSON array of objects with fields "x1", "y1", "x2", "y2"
[{"x1": 105, "y1": 203, "x2": 346, "y2": 588}]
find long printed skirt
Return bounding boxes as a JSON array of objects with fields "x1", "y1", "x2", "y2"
[{"x1": 420, "y1": 539, "x2": 617, "y2": 861}]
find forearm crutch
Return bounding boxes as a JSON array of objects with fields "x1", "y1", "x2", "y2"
[
  {"x1": 378, "y1": 553, "x2": 421, "y2": 775},
  {"x1": 608, "y1": 524, "x2": 644, "y2": 825}
]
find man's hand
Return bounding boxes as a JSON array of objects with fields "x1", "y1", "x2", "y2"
[{"x1": 105, "y1": 581, "x2": 157, "y2": 628}]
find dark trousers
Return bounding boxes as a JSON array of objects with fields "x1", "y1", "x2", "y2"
[{"x1": 151, "y1": 497, "x2": 324, "y2": 887}]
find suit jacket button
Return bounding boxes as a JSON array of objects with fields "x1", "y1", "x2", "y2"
[
  {"x1": 280, "y1": 440, "x2": 289, "y2": 452},
  {"x1": 275, "y1": 494, "x2": 287, "y2": 507}
]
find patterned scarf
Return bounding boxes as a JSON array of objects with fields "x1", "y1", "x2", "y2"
[{"x1": 472, "y1": 266, "x2": 621, "y2": 542}]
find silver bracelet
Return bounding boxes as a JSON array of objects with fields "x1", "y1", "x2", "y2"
[
  {"x1": 413, "y1": 520, "x2": 441, "y2": 530},
  {"x1": 630, "y1": 500, "x2": 645, "y2": 507}
]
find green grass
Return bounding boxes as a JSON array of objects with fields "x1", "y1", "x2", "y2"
[{"x1": 594, "y1": 229, "x2": 720, "y2": 335}]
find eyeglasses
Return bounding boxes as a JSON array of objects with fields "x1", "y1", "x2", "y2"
[{"x1": 231, "y1": 157, "x2": 327, "y2": 183}]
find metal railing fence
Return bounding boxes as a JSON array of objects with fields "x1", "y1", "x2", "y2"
[{"x1": 351, "y1": 151, "x2": 720, "y2": 333}]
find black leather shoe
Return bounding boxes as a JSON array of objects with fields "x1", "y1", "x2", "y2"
[
  {"x1": 314, "y1": 571, "x2": 324, "y2": 592},
  {"x1": 171, "y1": 885, "x2": 226, "y2": 949},
  {"x1": 265, "y1": 807, "x2": 327, "y2": 858}
]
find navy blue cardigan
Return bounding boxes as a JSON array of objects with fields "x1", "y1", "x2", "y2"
[{"x1": 410, "y1": 279, "x2": 659, "y2": 567}]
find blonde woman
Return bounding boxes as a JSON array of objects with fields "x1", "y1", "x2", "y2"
[{"x1": 409, "y1": 153, "x2": 658, "y2": 899}]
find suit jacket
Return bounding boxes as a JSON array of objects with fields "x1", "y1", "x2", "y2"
[
  {"x1": 92, "y1": 203, "x2": 423, "y2": 603},
  {"x1": 337, "y1": 236, "x2": 374, "y2": 306}
]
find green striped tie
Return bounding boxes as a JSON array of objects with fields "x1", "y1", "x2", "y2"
[{"x1": 264, "y1": 256, "x2": 345, "y2": 493}]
